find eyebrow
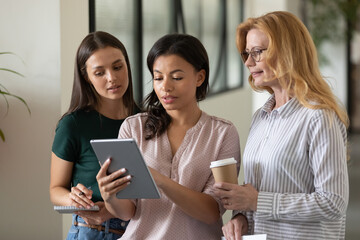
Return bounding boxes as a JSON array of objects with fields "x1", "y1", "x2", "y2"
[
  {"x1": 153, "y1": 69, "x2": 184, "y2": 74},
  {"x1": 244, "y1": 46, "x2": 265, "y2": 52},
  {"x1": 91, "y1": 59, "x2": 123, "y2": 70}
]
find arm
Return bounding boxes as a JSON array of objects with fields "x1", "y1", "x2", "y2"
[
  {"x1": 148, "y1": 122, "x2": 241, "y2": 225},
  {"x1": 50, "y1": 153, "x2": 116, "y2": 224},
  {"x1": 116, "y1": 116, "x2": 240, "y2": 224},
  {"x1": 255, "y1": 111, "x2": 348, "y2": 222},
  {"x1": 49, "y1": 152, "x2": 94, "y2": 208},
  {"x1": 214, "y1": 111, "x2": 348, "y2": 223},
  {"x1": 149, "y1": 167, "x2": 220, "y2": 225}
]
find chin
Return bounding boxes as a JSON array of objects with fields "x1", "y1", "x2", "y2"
[{"x1": 253, "y1": 79, "x2": 265, "y2": 87}]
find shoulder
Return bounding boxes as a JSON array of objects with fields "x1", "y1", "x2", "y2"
[
  {"x1": 202, "y1": 112, "x2": 238, "y2": 132},
  {"x1": 60, "y1": 109, "x2": 96, "y2": 122},
  {"x1": 208, "y1": 114, "x2": 235, "y2": 126},
  {"x1": 200, "y1": 113, "x2": 240, "y2": 152},
  {"x1": 119, "y1": 112, "x2": 147, "y2": 139},
  {"x1": 309, "y1": 108, "x2": 345, "y2": 128},
  {"x1": 303, "y1": 107, "x2": 347, "y2": 141},
  {"x1": 57, "y1": 111, "x2": 77, "y2": 129},
  {"x1": 123, "y1": 112, "x2": 148, "y2": 125},
  {"x1": 121, "y1": 113, "x2": 147, "y2": 131},
  {"x1": 58, "y1": 110, "x2": 96, "y2": 128}
]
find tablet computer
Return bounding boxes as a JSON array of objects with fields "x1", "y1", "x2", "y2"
[{"x1": 90, "y1": 138, "x2": 161, "y2": 199}]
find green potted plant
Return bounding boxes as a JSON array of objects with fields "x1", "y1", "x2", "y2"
[
  {"x1": 306, "y1": 0, "x2": 360, "y2": 64},
  {"x1": 0, "y1": 52, "x2": 31, "y2": 141}
]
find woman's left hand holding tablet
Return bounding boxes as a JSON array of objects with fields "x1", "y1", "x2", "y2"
[
  {"x1": 96, "y1": 158, "x2": 132, "y2": 202},
  {"x1": 70, "y1": 183, "x2": 94, "y2": 209}
]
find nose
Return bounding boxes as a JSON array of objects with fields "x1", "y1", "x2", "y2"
[
  {"x1": 244, "y1": 55, "x2": 255, "y2": 67},
  {"x1": 106, "y1": 70, "x2": 117, "y2": 82},
  {"x1": 161, "y1": 77, "x2": 173, "y2": 92}
]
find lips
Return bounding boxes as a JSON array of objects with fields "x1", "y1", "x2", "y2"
[
  {"x1": 107, "y1": 85, "x2": 120, "y2": 91},
  {"x1": 251, "y1": 71, "x2": 263, "y2": 78},
  {"x1": 162, "y1": 95, "x2": 177, "y2": 104}
]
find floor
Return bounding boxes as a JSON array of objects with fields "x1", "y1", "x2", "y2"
[{"x1": 345, "y1": 133, "x2": 360, "y2": 239}]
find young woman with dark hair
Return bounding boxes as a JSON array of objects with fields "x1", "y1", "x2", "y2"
[
  {"x1": 50, "y1": 31, "x2": 138, "y2": 239},
  {"x1": 96, "y1": 33, "x2": 241, "y2": 239}
]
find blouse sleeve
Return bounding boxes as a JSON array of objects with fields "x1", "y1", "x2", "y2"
[
  {"x1": 118, "y1": 117, "x2": 132, "y2": 139},
  {"x1": 216, "y1": 123, "x2": 242, "y2": 172},
  {"x1": 52, "y1": 115, "x2": 79, "y2": 162},
  {"x1": 256, "y1": 110, "x2": 349, "y2": 221},
  {"x1": 203, "y1": 123, "x2": 241, "y2": 215}
]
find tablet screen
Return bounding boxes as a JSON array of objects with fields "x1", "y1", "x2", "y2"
[{"x1": 90, "y1": 138, "x2": 161, "y2": 199}]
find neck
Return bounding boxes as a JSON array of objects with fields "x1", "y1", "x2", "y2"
[
  {"x1": 167, "y1": 104, "x2": 202, "y2": 128},
  {"x1": 96, "y1": 99, "x2": 128, "y2": 120},
  {"x1": 272, "y1": 87, "x2": 291, "y2": 110}
]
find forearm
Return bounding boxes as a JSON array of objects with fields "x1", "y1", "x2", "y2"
[
  {"x1": 49, "y1": 186, "x2": 72, "y2": 206},
  {"x1": 157, "y1": 174, "x2": 220, "y2": 224},
  {"x1": 256, "y1": 191, "x2": 348, "y2": 221},
  {"x1": 104, "y1": 199, "x2": 135, "y2": 221}
]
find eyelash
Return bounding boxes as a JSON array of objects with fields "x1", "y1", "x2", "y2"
[
  {"x1": 94, "y1": 65, "x2": 123, "y2": 76},
  {"x1": 114, "y1": 65, "x2": 123, "y2": 71},
  {"x1": 153, "y1": 77, "x2": 183, "y2": 81},
  {"x1": 94, "y1": 72, "x2": 104, "y2": 76}
]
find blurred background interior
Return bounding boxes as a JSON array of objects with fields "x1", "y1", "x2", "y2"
[{"x1": 0, "y1": 0, "x2": 359, "y2": 239}]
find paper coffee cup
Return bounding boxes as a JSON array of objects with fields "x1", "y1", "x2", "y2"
[{"x1": 210, "y1": 158, "x2": 238, "y2": 184}]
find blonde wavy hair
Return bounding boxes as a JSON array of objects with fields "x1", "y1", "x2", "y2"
[{"x1": 237, "y1": 11, "x2": 349, "y2": 128}]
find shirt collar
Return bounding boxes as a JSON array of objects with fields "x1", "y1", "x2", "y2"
[{"x1": 261, "y1": 94, "x2": 302, "y2": 118}]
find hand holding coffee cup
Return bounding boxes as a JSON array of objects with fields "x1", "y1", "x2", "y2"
[{"x1": 210, "y1": 158, "x2": 238, "y2": 184}]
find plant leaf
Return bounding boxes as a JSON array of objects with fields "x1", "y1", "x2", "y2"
[
  {"x1": 0, "y1": 128, "x2": 5, "y2": 142},
  {"x1": 0, "y1": 68, "x2": 25, "y2": 77},
  {"x1": 0, "y1": 52, "x2": 26, "y2": 65},
  {"x1": 0, "y1": 90, "x2": 30, "y2": 115},
  {"x1": 0, "y1": 91, "x2": 10, "y2": 116},
  {"x1": 0, "y1": 82, "x2": 10, "y2": 93},
  {"x1": 0, "y1": 52, "x2": 15, "y2": 55}
]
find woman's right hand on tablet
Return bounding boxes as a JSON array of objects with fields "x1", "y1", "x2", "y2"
[
  {"x1": 96, "y1": 158, "x2": 132, "y2": 202},
  {"x1": 69, "y1": 183, "x2": 94, "y2": 209}
]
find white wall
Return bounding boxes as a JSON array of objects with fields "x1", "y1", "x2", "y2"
[
  {"x1": 200, "y1": 88, "x2": 253, "y2": 223},
  {"x1": 0, "y1": 0, "x2": 62, "y2": 239},
  {"x1": 320, "y1": 42, "x2": 347, "y2": 108},
  {"x1": 59, "y1": 0, "x2": 89, "y2": 237}
]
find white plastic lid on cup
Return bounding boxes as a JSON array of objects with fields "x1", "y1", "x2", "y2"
[{"x1": 210, "y1": 157, "x2": 237, "y2": 168}]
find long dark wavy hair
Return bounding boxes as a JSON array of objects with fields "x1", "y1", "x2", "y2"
[
  {"x1": 144, "y1": 33, "x2": 209, "y2": 140},
  {"x1": 61, "y1": 31, "x2": 137, "y2": 119}
]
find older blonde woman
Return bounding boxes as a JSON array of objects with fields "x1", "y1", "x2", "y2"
[{"x1": 214, "y1": 11, "x2": 349, "y2": 240}]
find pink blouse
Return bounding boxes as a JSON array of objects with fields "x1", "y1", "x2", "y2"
[{"x1": 118, "y1": 112, "x2": 241, "y2": 240}]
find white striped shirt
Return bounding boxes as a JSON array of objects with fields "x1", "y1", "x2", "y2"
[{"x1": 241, "y1": 95, "x2": 348, "y2": 239}]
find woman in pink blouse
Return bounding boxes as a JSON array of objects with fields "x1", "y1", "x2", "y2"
[{"x1": 96, "y1": 33, "x2": 241, "y2": 239}]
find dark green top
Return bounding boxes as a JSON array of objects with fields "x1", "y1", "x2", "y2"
[{"x1": 52, "y1": 109, "x2": 125, "y2": 202}]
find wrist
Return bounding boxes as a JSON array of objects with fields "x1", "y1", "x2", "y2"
[{"x1": 152, "y1": 170, "x2": 165, "y2": 189}]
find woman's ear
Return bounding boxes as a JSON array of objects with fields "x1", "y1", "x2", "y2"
[{"x1": 196, "y1": 69, "x2": 206, "y2": 87}]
